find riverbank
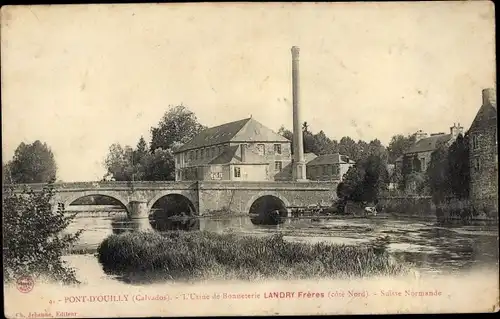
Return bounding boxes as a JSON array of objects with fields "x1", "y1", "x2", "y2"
[{"x1": 97, "y1": 231, "x2": 409, "y2": 283}]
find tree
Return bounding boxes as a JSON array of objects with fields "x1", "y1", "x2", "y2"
[
  {"x1": 104, "y1": 143, "x2": 135, "y2": 181},
  {"x1": 426, "y1": 144, "x2": 451, "y2": 204},
  {"x1": 339, "y1": 137, "x2": 358, "y2": 160},
  {"x1": 361, "y1": 155, "x2": 389, "y2": 202},
  {"x1": 302, "y1": 122, "x2": 309, "y2": 132},
  {"x1": 3, "y1": 162, "x2": 13, "y2": 184},
  {"x1": 447, "y1": 133, "x2": 470, "y2": 199},
  {"x1": 303, "y1": 130, "x2": 319, "y2": 154},
  {"x1": 150, "y1": 105, "x2": 206, "y2": 152},
  {"x1": 3, "y1": 180, "x2": 83, "y2": 284},
  {"x1": 387, "y1": 134, "x2": 417, "y2": 164},
  {"x1": 9, "y1": 141, "x2": 57, "y2": 184},
  {"x1": 337, "y1": 154, "x2": 389, "y2": 205},
  {"x1": 143, "y1": 148, "x2": 175, "y2": 181},
  {"x1": 314, "y1": 131, "x2": 338, "y2": 155}
]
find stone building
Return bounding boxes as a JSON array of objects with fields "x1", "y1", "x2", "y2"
[
  {"x1": 468, "y1": 88, "x2": 498, "y2": 213},
  {"x1": 306, "y1": 153, "x2": 355, "y2": 182},
  {"x1": 173, "y1": 117, "x2": 292, "y2": 181},
  {"x1": 395, "y1": 123, "x2": 464, "y2": 192}
]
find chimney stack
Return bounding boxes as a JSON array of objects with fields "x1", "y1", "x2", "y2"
[
  {"x1": 482, "y1": 88, "x2": 497, "y2": 107},
  {"x1": 450, "y1": 123, "x2": 464, "y2": 138},
  {"x1": 291, "y1": 46, "x2": 307, "y2": 181}
]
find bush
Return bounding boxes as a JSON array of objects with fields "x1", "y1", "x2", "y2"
[
  {"x1": 3, "y1": 180, "x2": 83, "y2": 284},
  {"x1": 98, "y1": 231, "x2": 409, "y2": 283}
]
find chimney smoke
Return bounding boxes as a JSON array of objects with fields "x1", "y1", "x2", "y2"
[{"x1": 291, "y1": 46, "x2": 307, "y2": 181}]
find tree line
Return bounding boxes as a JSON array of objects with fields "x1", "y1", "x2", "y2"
[{"x1": 3, "y1": 103, "x2": 434, "y2": 185}]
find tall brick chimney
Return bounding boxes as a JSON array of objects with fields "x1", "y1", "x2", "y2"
[
  {"x1": 482, "y1": 88, "x2": 497, "y2": 107},
  {"x1": 291, "y1": 46, "x2": 307, "y2": 181}
]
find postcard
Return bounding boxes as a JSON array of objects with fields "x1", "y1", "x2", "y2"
[{"x1": 2, "y1": 2, "x2": 498, "y2": 317}]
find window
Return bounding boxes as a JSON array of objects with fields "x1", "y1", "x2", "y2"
[
  {"x1": 421, "y1": 158, "x2": 426, "y2": 172},
  {"x1": 212, "y1": 147, "x2": 216, "y2": 157},
  {"x1": 200, "y1": 149, "x2": 205, "y2": 159},
  {"x1": 257, "y1": 144, "x2": 265, "y2": 156},
  {"x1": 195, "y1": 149, "x2": 199, "y2": 160},
  {"x1": 218, "y1": 146, "x2": 223, "y2": 154},
  {"x1": 189, "y1": 151, "x2": 193, "y2": 161},
  {"x1": 274, "y1": 144, "x2": 282, "y2": 155},
  {"x1": 472, "y1": 135, "x2": 479, "y2": 149},
  {"x1": 274, "y1": 161, "x2": 282, "y2": 171},
  {"x1": 234, "y1": 167, "x2": 241, "y2": 178},
  {"x1": 323, "y1": 165, "x2": 328, "y2": 175}
]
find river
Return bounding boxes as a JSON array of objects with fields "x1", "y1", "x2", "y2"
[{"x1": 63, "y1": 211, "x2": 499, "y2": 283}]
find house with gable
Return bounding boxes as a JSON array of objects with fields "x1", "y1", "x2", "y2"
[
  {"x1": 395, "y1": 123, "x2": 464, "y2": 192},
  {"x1": 173, "y1": 117, "x2": 292, "y2": 181}
]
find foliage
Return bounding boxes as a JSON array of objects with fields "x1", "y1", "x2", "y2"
[
  {"x1": 426, "y1": 144, "x2": 451, "y2": 204},
  {"x1": 103, "y1": 144, "x2": 135, "y2": 181},
  {"x1": 150, "y1": 104, "x2": 206, "y2": 152},
  {"x1": 278, "y1": 124, "x2": 388, "y2": 162},
  {"x1": 447, "y1": 133, "x2": 470, "y2": 199},
  {"x1": 387, "y1": 134, "x2": 416, "y2": 164},
  {"x1": 143, "y1": 148, "x2": 175, "y2": 181},
  {"x1": 405, "y1": 172, "x2": 428, "y2": 195},
  {"x1": 7, "y1": 141, "x2": 57, "y2": 184},
  {"x1": 3, "y1": 162, "x2": 13, "y2": 184},
  {"x1": 103, "y1": 105, "x2": 204, "y2": 181},
  {"x1": 97, "y1": 231, "x2": 409, "y2": 282},
  {"x1": 337, "y1": 154, "x2": 389, "y2": 204},
  {"x1": 3, "y1": 180, "x2": 82, "y2": 284},
  {"x1": 426, "y1": 133, "x2": 470, "y2": 204}
]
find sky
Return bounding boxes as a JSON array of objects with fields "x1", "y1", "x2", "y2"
[{"x1": 1, "y1": 2, "x2": 496, "y2": 182}]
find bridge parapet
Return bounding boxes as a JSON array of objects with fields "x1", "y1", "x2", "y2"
[
  {"x1": 5, "y1": 181, "x2": 198, "y2": 192},
  {"x1": 198, "y1": 180, "x2": 336, "y2": 191}
]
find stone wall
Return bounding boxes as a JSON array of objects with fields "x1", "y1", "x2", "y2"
[
  {"x1": 469, "y1": 104, "x2": 498, "y2": 214},
  {"x1": 198, "y1": 181, "x2": 337, "y2": 214},
  {"x1": 13, "y1": 180, "x2": 338, "y2": 216}
]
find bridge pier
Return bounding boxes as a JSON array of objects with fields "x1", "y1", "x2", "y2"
[{"x1": 127, "y1": 200, "x2": 152, "y2": 232}]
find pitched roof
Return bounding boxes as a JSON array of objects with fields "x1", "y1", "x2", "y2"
[
  {"x1": 469, "y1": 103, "x2": 497, "y2": 132},
  {"x1": 404, "y1": 134, "x2": 452, "y2": 154},
  {"x1": 304, "y1": 152, "x2": 318, "y2": 163},
  {"x1": 306, "y1": 153, "x2": 354, "y2": 166},
  {"x1": 175, "y1": 117, "x2": 289, "y2": 153},
  {"x1": 208, "y1": 145, "x2": 240, "y2": 165}
]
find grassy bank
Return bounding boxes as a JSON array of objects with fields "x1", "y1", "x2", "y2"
[{"x1": 97, "y1": 231, "x2": 409, "y2": 283}]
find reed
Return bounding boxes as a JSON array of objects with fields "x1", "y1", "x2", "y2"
[{"x1": 97, "y1": 231, "x2": 409, "y2": 283}]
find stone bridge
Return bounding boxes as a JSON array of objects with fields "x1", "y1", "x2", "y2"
[{"x1": 8, "y1": 180, "x2": 338, "y2": 220}]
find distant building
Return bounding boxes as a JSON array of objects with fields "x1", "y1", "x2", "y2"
[
  {"x1": 306, "y1": 153, "x2": 355, "y2": 182},
  {"x1": 173, "y1": 117, "x2": 292, "y2": 181},
  {"x1": 396, "y1": 123, "x2": 464, "y2": 192},
  {"x1": 468, "y1": 88, "x2": 498, "y2": 212},
  {"x1": 274, "y1": 152, "x2": 317, "y2": 180}
]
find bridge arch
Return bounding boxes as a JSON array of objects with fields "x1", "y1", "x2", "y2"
[
  {"x1": 147, "y1": 191, "x2": 198, "y2": 215},
  {"x1": 244, "y1": 191, "x2": 291, "y2": 214},
  {"x1": 60, "y1": 192, "x2": 129, "y2": 211}
]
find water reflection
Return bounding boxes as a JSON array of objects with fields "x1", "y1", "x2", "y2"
[{"x1": 68, "y1": 212, "x2": 499, "y2": 274}]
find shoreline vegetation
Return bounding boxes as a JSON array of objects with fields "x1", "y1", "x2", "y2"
[{"x1": 97, "y1": 231, "x2": 410, "y2": 284}]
